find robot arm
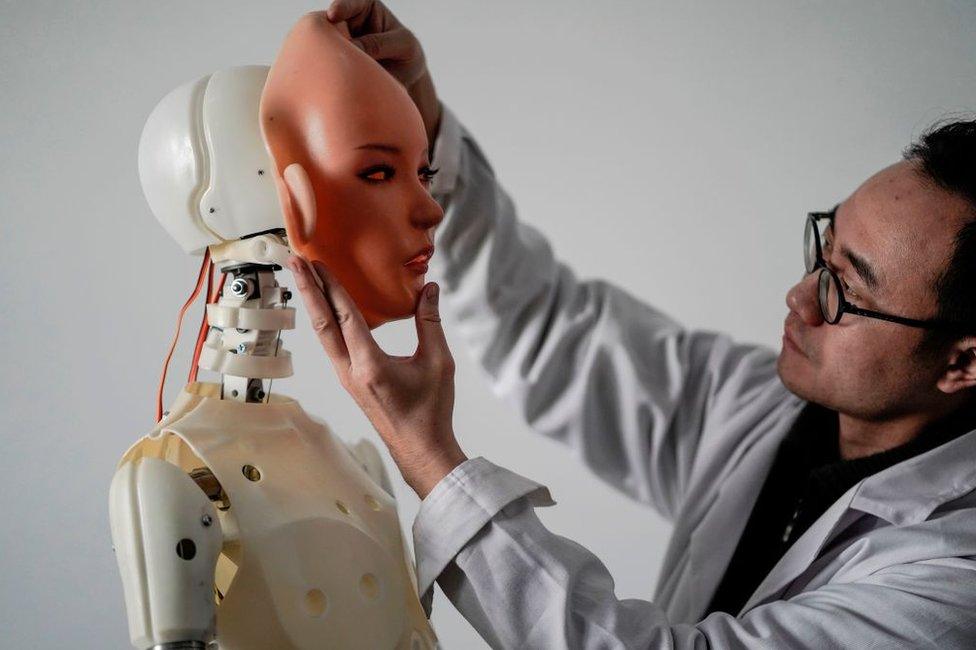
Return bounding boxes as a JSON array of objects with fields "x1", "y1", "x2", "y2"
[{"x1": 109, "y1": 457, "x2": 223, "y2": 650}]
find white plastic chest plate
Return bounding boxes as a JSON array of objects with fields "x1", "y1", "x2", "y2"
[{"x1": 132, "y1": 383, "x2": 436, "y2": 650}]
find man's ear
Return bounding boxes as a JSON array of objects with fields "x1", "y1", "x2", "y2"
[
  {"x1": 937, "y1": 337, "x2": 976, "y2": 394},
  {"x1": 278, "y1": 162, "x2": 317, "y2": 246}
]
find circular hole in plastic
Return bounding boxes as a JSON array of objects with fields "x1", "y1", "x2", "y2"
[
  {"x1": 335, "y1": 500, "x2": 350, "y2": 515},
  {"x1": 302, "y1": 588, "x2": 328, "y2": 617},
  {"x1": 242, "y1": 465, "x2": 262, "y2": 482},
  {"x1": 364, "y1": 495, "x2": 381, "y2": 511},
  {"x1": 175, "y1": 538, "x2": 196, "y2": 560},
  {"x1": 359, "y1": 573, "x2": 380, "y2": 600}
]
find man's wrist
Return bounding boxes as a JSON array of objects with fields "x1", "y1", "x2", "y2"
[{"x1": 407, "y1": 444, "x2": 468, "y2": 499}]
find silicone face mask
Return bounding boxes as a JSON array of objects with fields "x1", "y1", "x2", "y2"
[{"x1": 260, "y1": 13, "x2": 444, "y2": 329}]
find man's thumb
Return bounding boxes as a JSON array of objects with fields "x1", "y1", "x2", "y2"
[{"x1": 416, "y1": 283, "x2": 449, "y2": 355}]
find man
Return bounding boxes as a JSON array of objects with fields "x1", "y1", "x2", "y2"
[{"x1": 289, "y1": 2, "x2": 976, "y2": 647}]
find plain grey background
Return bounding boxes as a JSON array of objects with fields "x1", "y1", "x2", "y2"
[{"x1": 3, "y1": 1, "x2": 976, "y2": 647}]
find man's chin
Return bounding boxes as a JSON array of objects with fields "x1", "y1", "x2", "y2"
[{"x1": 776, "y1": 348, "x2": 816, "y2": 402}]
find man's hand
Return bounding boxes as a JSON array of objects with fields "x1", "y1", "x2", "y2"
[
  {"x1": 287, "y1": 256, "x2": 466, "y2": 498},
  {"x1": 325, "y1": 0, "x2": 442, "y2": 148}
]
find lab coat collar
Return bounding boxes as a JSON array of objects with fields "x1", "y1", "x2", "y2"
[
  {"x1": 742, "y1": 423, "x2": 976, "y2": 613},
  {"x1": 850, "y1": 425, "x2": 976, "y2": 526}
]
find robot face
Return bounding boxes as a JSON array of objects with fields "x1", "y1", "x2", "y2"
[{"x1": 261, "y1": 13, "x2": 444, "y2": 329}]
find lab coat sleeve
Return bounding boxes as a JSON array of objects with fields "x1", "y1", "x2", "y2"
[
  {"x1": 427, "y1": 105, "x2": 781, "y2": 519},
  {"x1": 414, "y1": 457, "x2": 976, "y2": 649}
]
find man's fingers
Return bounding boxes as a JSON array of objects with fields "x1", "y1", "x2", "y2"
[
  {"x1": 353, "y1": 27, "x2": 418, "y2": 62},
  {"x1": 325, "y1": 0, "x2": 368, "y2": 25},
  {"x1": 287, "y1": 256, "x2": 349, "y2": 368},
  {"x1": 310, "y1": 261, "x2": 384, "y2": 365},
  {"x1": 326, "y1": 0, "x2": 397, "y2": 34}
]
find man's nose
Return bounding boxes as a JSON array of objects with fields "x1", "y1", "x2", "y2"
[{"x1": 785, "y1": 272, "x2": 824, "y2": 326}]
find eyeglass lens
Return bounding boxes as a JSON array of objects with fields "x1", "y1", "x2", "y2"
[
  {"x1": 806, "y1": 216, "x2": 843, "y2": 323},
  {"x1": 818, "y1": 269, "x2": 841, "y2": 323},
  {"x1": 803, "y1": 217, "x2": 818, "y2": 273}
]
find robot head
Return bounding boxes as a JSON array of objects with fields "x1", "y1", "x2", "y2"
[
  {"x1": 138, "y1": 65, "x2": 282, "y2": 255},
  {"x1": 261, "y1": 12, "x2": 444, "y2": 329}
]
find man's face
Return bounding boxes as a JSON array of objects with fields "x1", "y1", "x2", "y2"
[{"x1": 778, "y1": 160, "x2": 971, "y2": 419}]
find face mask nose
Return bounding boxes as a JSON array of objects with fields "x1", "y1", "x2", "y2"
[
  {"x1": 786, "y1": 272, "x2": 824, "y2": 326},
  {"x1": 412, "y1": 190, "x2": 444, "y2": 231}
]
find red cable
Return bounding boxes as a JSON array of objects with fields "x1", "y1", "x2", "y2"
[
  {"x1": 186, "y1": 262, "x2": 213, "y2": 384},
  {"x1": 188, "y1": 264, "x2": 226, "y2": 383},
  {"x1": 156, "y1": 249, "x2": 212, "y2": 422}
]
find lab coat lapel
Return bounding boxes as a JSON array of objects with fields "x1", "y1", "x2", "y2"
[
  {"x1": 742, "y1": 425, "x2": 976, "y2": 613},
  {"x1": 740, "y1": 482, "x2": 863, "y2": 613},
  {"x1": 687, "y1": 427, "x2": 783, "y2": 619}
]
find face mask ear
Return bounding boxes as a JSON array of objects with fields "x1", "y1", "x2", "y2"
[{"x1": 280, "y1": 162, "x2": 317, "y2": 245}]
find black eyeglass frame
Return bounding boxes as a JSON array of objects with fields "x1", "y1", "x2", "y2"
[{"x1": 804, "y1": 210, "x2": 955, "y2": 330}]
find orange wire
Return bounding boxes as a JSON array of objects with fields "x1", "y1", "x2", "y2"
[
  {"x1": 186, "y1": 262, "x2": 213, "y2": 384},
  {"x1": 156, "y1": 249, "x2": 212, "y2": 422},
  {"x1": 188, "y1": 264, "x2": 227, "y2": 383}
]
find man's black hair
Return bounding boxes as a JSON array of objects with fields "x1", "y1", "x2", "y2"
[{"x1": 902, "y1": 118, "x2": 976, "y2": 358}]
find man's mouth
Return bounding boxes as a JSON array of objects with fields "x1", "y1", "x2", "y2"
[{"x1": 782, "y1": 320, "x2": 808, "y2": 357}]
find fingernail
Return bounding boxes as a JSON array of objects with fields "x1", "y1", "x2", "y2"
[{"x1": 427, "y1": 283, "x2": 439, "y2": 303}]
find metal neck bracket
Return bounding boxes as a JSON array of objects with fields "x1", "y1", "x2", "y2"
[{"x1": 198, "y1": 234, "x2": 296, "y2": 403}]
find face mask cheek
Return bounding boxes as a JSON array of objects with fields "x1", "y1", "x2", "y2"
[
  {"x1": 306, "y1": 185, "x2": 418, "y2": 320},
  {"x1": 343, "y1": 240, "x2": 407, "y2": 317}
]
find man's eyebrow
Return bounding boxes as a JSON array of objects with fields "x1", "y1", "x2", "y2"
[
  {"x1": 840, "y1": 246, "x2": 882, "y2": 292},
  {"x1": 827, "y1": 202, "x2": 882, "y2": 293}
]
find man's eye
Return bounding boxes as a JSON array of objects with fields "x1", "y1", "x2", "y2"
[
  {"x1": 359, "y1": 165, "x2": 395, "y2": 182},
  {"x1": 842, "y1": 278, "x2": 859, "y2": 299}
]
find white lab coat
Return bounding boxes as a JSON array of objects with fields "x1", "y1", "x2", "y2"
[{"x1": 414, "y1": 105, "x2": 976, "y2": 648}]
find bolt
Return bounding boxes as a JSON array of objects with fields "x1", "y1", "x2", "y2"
[
  {"x1": 242, "y1": 464, "x2": 261, "y2": 482},
  {"x1": 230, "y1": 278, "x2": 252, "y2": 298},
  {"x1": 201, "y1": 514, "x2": 213, "y2": 527},
  {"x1": 282, "y1": 290, "x2": 293, "y2": 301},
  {"x1": 237, "y1": 342, "x2": 248, "y2": 354}
]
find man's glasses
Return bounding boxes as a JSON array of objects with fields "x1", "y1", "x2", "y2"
[{"x1": 804, "y1": 210, "x2": 951, "y2": 329}]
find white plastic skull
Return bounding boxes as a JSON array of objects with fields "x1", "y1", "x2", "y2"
[{"x1": 137, "y1": 65, "x2": 282, "y2": 255}]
